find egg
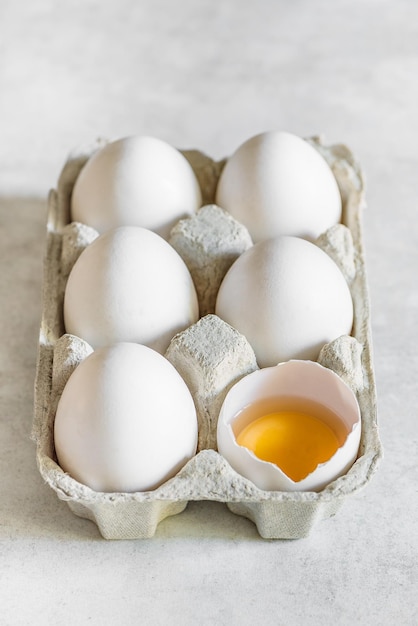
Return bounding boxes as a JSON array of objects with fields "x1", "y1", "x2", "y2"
[
  {"x1": 54, "y1": 343, "x2": 198, "y2": 492},
  {"x1": 215, "y1": 131, "x2": 342, "y2": 242},
  {"x1": 215, "y1": 235, "x2": 353, "y2": 367},
  {"x1": 71, "y1": 135, "x2": 202, "y2": 239},
  {"x1": 217, "y1": 360, "x2": 361, "y2": 492},
  {"x1": 64, "y1": 226, "x2": 199, "y2": 352}
]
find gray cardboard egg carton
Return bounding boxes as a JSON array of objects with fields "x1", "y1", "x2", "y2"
[{"x1": 33, "y1": 137, "x2": 382, "y2": 539}]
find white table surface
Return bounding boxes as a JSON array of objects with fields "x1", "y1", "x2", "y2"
[{"x1": 1, "y1": 1, "x2": 417, "y2": 624}]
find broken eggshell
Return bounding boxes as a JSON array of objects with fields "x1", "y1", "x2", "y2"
[{"x1": 217, "y1": 360, "x2": 361, "y2": 492}]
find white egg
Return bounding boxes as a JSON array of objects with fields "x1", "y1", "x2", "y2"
[
  {"x1": 217, "y1": 360, "x2": 361, "y2": 492},
  {"x1": 71, "y1": 135, "x2": 202, "y2": 240},
  {"x1": 54, "y1": 343, "x2": 198, "y2": 492},
  {"x1": 64, "y1": 226, "x2": 199, "y2": 352},
  {"x1": 215, "y1": 236, "x2": 353, "y2": 367},
  {"x1": 215, "y1": 131, "x2": 342, "y2": 242}
]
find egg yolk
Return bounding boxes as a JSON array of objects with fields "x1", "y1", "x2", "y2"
[{"x1": 236, "y1": 410, "x2": 340, "y2": 482}]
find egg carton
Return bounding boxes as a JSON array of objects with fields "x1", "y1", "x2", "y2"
[{"x1": 32, "y1": 136, "x2": 382, "y2": 539}]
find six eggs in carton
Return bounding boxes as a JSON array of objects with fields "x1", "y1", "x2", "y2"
[{"x1": 55, "y1": 131, "x2": 360, "y2": 496}]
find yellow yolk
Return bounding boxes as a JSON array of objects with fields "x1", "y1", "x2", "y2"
[{"x1": 236, "y1": 410, "x2": 340, "y2": 482}]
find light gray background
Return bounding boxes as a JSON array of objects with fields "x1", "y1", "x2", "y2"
[{"x1": 1, "y1": 1, "x2": 417, "y2": 624}]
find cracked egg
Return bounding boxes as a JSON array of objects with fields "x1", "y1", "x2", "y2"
[{"x1": 217, "y1": 360, "x2": 361, "y2": 492}]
